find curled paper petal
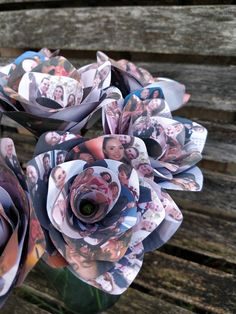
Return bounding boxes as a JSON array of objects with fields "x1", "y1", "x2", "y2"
[{"x1": 0, "y1": 138, "x2": 45, "y2": 307}]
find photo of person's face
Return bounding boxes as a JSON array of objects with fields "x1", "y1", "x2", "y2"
[
  {"x1": 119, "y1": 135, "x2": 131, "y2": 145},
  {"x1": 56, "y1": 153, "x2": 65, "y2": 165},
  {"x1": 109, "y1": 183, "x2": 119, "y2": 200},
  {"x1": 174, "y1": 124, "x2": 184, "y2": 133},
  {"x1": 118, "y1": 169, "x2": 128, "y2": 186},
  {"x1": 138, "y1": 163, "x2": 153, "y2": 176},
  {"x1": 40, "y1": 78, "x2": 50, "y2": 93},
  {"x1": 101, "y1": 172, "x2": 111, "y2": 182},
  {"x1": 53, "y1": 167, "x2": 66, "y2": 189},
  {"x1": 43, "y1": 156, "x2": 50, "y2": 171},
  {"x1": 140, "y1": 88, "x2": 150, "y2": 100},
  {"x1": 125, "y1": 147, "x2": 138, "y2": 160},
  {"x1": 103, "y1": 138, "x2": 125, "y2": 161},
  {"x1": 152, "y1": 90, "x2": 159, "y2": 98},
  {"x1": 67, "y1": 94, "x2": 75, "y2": 106},
  {"x1": 141, "y1": 220, "x2": 156, "y2": 232},
  {"x1": 26, "y1": 165, "x2": 38, "y2": 185},
  {"x1": 169, "y1": 207, "x2": 182, "y2": 221},
  {"x1": 45, "y1": 131, "x2": 61, "y2": 146},
  {"x1": 53, "y1": 86, "x2": 63, "y2": 101},
  {"x1": 5, "y1": 140, "x2": 14, "y2": 157}
]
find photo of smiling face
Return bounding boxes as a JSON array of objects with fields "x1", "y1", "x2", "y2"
[
  {"x1": 103, "y1": 137, "x2": 125, "y2": 161},
  {"x1": 53, "y1": 85, "x2": 64, "y2": 101},
  {"x1": 39, "y1": 77, "x2": 50, "y2": 94},
  {"x1": 51, "y1": 166, "x2": 67, "y2": 189}
]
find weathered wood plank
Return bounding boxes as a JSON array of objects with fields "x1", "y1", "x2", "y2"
[
  {"x1": 136, "y1": 251, "x2": 236, "y2": 314},
  {"x1": 0, "y1": 0, "x2": 232, "y2": 6},
  {"x1": 1, "y1": 293, "x2": 52, "y2": 314},
  {"x1": 196, "y1": 120, "x2": 236, "y2": 145},
  {"x1": 101, "y1": 288, "x2": 194, "y2": 314},
  {"x1": 201, "y1": 140, "x2": 236, "y2": 175},
  {"x1": 0, "y1": 6, "x2": 235, "y2": 56},
  {"x1": 171, "y1": 210, "x2": 236, "y2": 264},
  {"x1": 170, "y1": 170, "x2": 236, "y2": 219}
]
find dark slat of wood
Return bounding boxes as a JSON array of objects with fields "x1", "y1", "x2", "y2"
[
  {"x1": 136, "y1": 251, "x2": 236, "y2": 314},
  {"x1": 171, "y1": 210, "x2": 236, "y2": 264},
  {"x1": 101, "y1": 288, "x2": 194, "y2": 314},
  {"x1": 0, "y1": 6, "x2": 235, "y2": 56},
  {"x1": 1, "y1": 293, "x2": 52, "y2": 314},
  {"x1": 170, "y1": 170, "x2": 236, "y2": 219},
  {"x1": 196, "y1": 120, "x2": 236, "y2": 145},
  {"x1": 201, "y1": 140, "x2": 236, "y2": 175}
]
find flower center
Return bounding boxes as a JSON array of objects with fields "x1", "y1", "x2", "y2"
[{"x1": 78, "y1": 199, "x2": 98, "y2": 217}]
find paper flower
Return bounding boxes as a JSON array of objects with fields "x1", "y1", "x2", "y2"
[
  {"x1": 99, "y1": 52, "x2": 208, "y2": 192},
  {"x1": 27, "y1": 131, "x2": 184, "y2": 294},
  {"x1": 0, "y1": 49, "x2": 115, "y2": 136},
  {"x1": 0, "y1": 137, "x2": 45, "y2": 307}
]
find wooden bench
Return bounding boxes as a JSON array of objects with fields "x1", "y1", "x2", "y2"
[{"x1": 0, "y1": 1, "x2": 236, "y2": 313}]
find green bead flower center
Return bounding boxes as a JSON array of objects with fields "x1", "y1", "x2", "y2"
[{"x1": 79, "y1": 200, "x2": 97, "y2": 216}]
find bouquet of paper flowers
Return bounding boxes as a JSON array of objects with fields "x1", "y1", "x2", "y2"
[{"x1": 0, "y1": 49, "x2": 207, "y2": 312}]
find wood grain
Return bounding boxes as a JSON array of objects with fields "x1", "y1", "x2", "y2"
[
  {"x1": 0, "y1": 6, "x2": 235, "y2": 56},
  {"x1": 101, "y1": 288, "x2": 194, "y2": 314},
  {"x1": 171, "y1": 210, "x2": 236, "y2": 264},
  {"x1": 1, "y1": 293, "x2": 52, "y2": 314},
  {"x1": 136, "y1": 251, "x2": 236, "y2": 314}
]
